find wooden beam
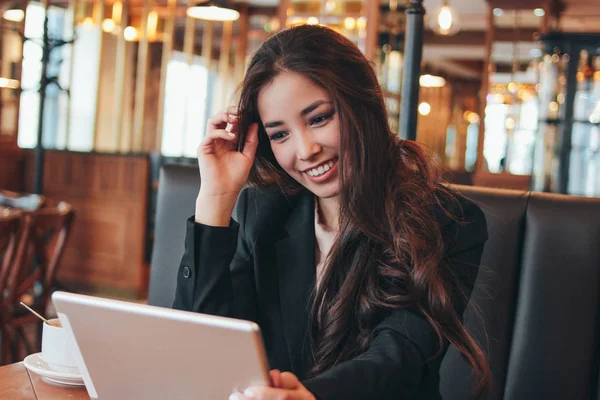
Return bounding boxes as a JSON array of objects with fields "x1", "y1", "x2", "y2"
[
  {"x1": 234, "y1": 4, "x2": 249, "y2": 84},
  {"x1": 112, "y1": 0, "x2": 129, "y2": 152},
  {"x1": 485, "y1": 0, "x2": 545, "y2": 10},
  {"x1": 92, "y1": 0, "x2": 105, "y2": 151},
  {"x1": 365, "y1": 0, "x2": 379, "y2": 60},
  {"x1": 424, "y1": 27, "x2": 538, "y2": 46},
  {"x1": 155, "y1": 0, "x2": 177, "y2": 153},
  {"x1": 277, "y1": 0, "x2": 290, "y2": 31},
  {"x1": 131, "y1": 0, "x2": 150, "y2": 152},
  {"x1": 476, "y1": 5, "x2": 494, "y2": 173}
]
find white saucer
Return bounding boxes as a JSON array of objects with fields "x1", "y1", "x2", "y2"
[{"x1": 23, "y1": 353, "x2": 85, "y2": 386}]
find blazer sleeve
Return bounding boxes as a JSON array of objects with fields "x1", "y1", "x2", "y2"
[
  {"x1": 172, "y1": 188, "x2": 258, "y2": 322},
  {"x1": 303, "y1": 199, "x2": 488, "y2": 400}
]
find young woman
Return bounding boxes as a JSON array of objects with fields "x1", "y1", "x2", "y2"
[{"x1": 173, "y1": 24, "x2": 490, "y2": 400}]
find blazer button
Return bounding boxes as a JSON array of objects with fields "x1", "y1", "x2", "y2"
[{"x1": 182, "y1": 266, "x2": 191, "y2": 279}]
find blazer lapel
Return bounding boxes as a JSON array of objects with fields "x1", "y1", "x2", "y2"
[{"x1": 275, "y1": 190, "x2": 316, "y2": 377}]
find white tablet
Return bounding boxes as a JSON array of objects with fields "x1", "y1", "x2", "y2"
[{"x1": 51, "y1": 291, "x2": 271, "y2": 399}]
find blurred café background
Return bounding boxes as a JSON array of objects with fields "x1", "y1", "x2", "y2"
[{"x1": 0, "y1": 0, "x2": 598, "y2": 364}]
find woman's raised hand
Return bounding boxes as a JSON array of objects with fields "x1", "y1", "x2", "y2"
[
  {"x1": 195, "y1": 107, "x2": 259, "y2": 227},
  {"x1": 197, "y1": 107, "x2": 259, "y2": 197}
]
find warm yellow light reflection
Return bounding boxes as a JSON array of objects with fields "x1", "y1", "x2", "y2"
[
  {"x1": 505, "y1": 117, "x2": 515, "y2": 130},
  {"x1": 82, "y1": 17, "x2": 94, "y2": 27},
  {"x1": 112, "y1": 2, "x2": 123, "y2": 24},
  {"x1": 464, "y1": 111, "x2": 480, "y2": 124},
  {"x1": 420, "y1": 74, "x2": 446, "y2": 88},
  {"x1": 124, "y1": 26, "x2": 138, "y2": 41},
  {"x1": 0, "y1": 77, "x2": 20, "y2": 89},
  {"x1": 147, "y1": 10, "x2": 158, "y2": 39},
  {"x1": 344, "y1": 17, "x2": 356, "y2": 30},
  {"x1": 102, "y1": 18, "x2": 115, "y2": 32},
  {"x1": 549, "y1": 101, "x2": 559, "y2": 112},
  {"x1": 307, "y1": 17, "x2": 319, "y2": 25},
  {"x1": 437, "y1": 6, "x2": 453, "y2": 32},
  {"x1": 2, "y1": 9, "x2": 24, "y2": 22},
  {"x1": 356, "y1": 16, "x2": 367, "y2": 31},
  {"x1": 186, "y1": 6, "x2": 240, "y2": 21},
  {"x1": 418, "y1": 102, "x2": 431, "y2": 116}
]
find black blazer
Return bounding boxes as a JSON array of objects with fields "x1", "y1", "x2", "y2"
[{"x1": 173, "y1": 186, "x2": 488, "y2": 400}]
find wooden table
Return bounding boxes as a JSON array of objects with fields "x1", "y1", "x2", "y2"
[{"x1": 0, "y1": 362, "x2": 89, "y2": 399}]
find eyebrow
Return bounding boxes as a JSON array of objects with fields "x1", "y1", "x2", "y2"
[{"x1": 263, "y1": 100, "x2": 333, "y2": 129}]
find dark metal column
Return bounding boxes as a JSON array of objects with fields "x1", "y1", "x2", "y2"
[
  {"x1": 34, "y1": 2, "x2": 50, "y2": 195},
  {"x1": 399, "y1": 0, "x2": 425, "y2": 141},
  {"x1": 557, "y1": 46, "x2": 580, "y2": 194}
]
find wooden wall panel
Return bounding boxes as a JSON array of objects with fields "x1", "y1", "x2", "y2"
[
  {"x1": 0, "y1": 148, "x2": 25, "y2": 192},
  {"x1": 24, "y1": 150, "x2": 149, "y2": 296}
]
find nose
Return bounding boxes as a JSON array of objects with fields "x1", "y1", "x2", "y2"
[{"x1": 296, "y1": 131, "x2": 322, "y2": 161}]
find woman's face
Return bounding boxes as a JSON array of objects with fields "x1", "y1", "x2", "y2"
[{"x1": 257, "y1": 71, "x2": 341, "y2": 199}]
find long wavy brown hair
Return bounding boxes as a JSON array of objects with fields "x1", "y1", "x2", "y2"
[{"x1": 235, "y1": 24, "x2": 490, "y2": 398}]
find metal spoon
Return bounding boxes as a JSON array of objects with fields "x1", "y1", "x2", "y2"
[{"x1": 20, "y1": 302, "x2": 48, "y2": 323}]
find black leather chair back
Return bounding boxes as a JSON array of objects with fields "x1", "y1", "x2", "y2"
[
  {"x1": 148, "y1": 165, "x2": 600, "y2": 400},
  {"x1": 441, "y1": 185, "x2": 600, "y2": 400},
  {"x1": 148, "y1": 164, "x2": 200, "y2": 308}
]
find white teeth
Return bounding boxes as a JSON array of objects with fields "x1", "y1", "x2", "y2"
[{"x1": 306, "y1": 158, "x2": 337, "y2": 177}]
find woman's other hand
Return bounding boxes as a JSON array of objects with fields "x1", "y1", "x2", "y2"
[{"x1": 229, "y1": 370, "x2": 316, "y2": 400}]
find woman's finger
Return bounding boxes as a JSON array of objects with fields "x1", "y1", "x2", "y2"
[
  {"x1": 208, "y1": 111, "x2": 238, "y2": 130},
  {"x1": 278, "y1": 372, "x2": 300, "y2": 390},
  {"x1": 201, "y1": 129, "x2": 236, "y2": 145},
  {"x1": 269, "y1": 369, "x2": 281, "y2": 388}
]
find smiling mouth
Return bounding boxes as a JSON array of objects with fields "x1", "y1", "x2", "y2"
[{"x1": 304, "y1": 158, "x2": 338, "y2": 177}]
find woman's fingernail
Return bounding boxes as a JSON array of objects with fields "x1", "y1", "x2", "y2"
[
  {"x1": 243, "y1": 389, "x2": 255, "y2": 398},
  {"x1": 228, "y1": 132, "x2": 236, "y2": 137},
  {"x1": 230, "y1": 114, "x2": 238, "y2": 119}
]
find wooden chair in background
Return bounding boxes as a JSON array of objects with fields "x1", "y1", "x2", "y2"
[
  {"x1": 0, "y1": 207, "x2": 28, "y2": 365},
  {"x1": 1, "y1": 201, "x2": 75, "y2": 363}
]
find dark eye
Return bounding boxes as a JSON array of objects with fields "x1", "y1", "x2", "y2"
[
  {"x1": 311, "y1": 112, "x2": 334, "y2": 126},
  {"x1": 269, "y1": 131, "x2": 288, "y2": 141}
]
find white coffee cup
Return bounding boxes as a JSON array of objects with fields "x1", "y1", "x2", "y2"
[{"x1": 41, "y1": 318, "x2": 77, "y2": 368}]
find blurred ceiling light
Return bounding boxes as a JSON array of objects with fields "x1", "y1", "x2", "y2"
[
  {"x1": 549, "y1": 101, "x2": 559, "y2": 112},
  {"x1": 344, "y1": 17, "x2": 356, "y2": 30},
  {"x1": 124, "y1": 26, "x2": 138, "y2": 41},
  {"x1": 430, "y1": 0, "x2": 460, "y2": 36},
  {"x1": 82, "y1": 17, "x2": 94, "y2": 27},
  {"x1": 505, "y1": 117, "x2": 515, "y2": 130},
  {"x1": 467, "y1": 112, "x2": 480, "y2": 124},
  {"x1": 324, "y1": 0, "x2": 336, "y2": 13},
  {"x1": 0, "y1": 77, "x2": 20, "y2": 89},
  {"x1": 187, "y1": 0, "x2": 240, "y2": 22},
  {"x1": 493, "y1": 8, "x2": 503, "y2": 17},
  {"x1": 307, "y1": 17, "x2": 319, "y2": 25},
  {"x1": 2, "y1": 8, "x2": 24, "y2": 22},
  {"x1": 147, "y1": 10, "x2": 158, "y2": 39},
  {"x1": 112, "y1": 1, "x2": 122, "y2": 24},
  {"x1": 418, "y1": 102, "x2": 431, "y2": 116},
  {"x1": 420, "y1": 74, "x2": 446, "y2": 87},
  {"x1": 102, "y1": 18, "x2": 116, "y2": 33},
  {"x1": 356, "y1": 16, "x2": 367, "y2": 31},
  {"x1": 533, "y1": 8, "x2": 545, "y2": 17}
]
